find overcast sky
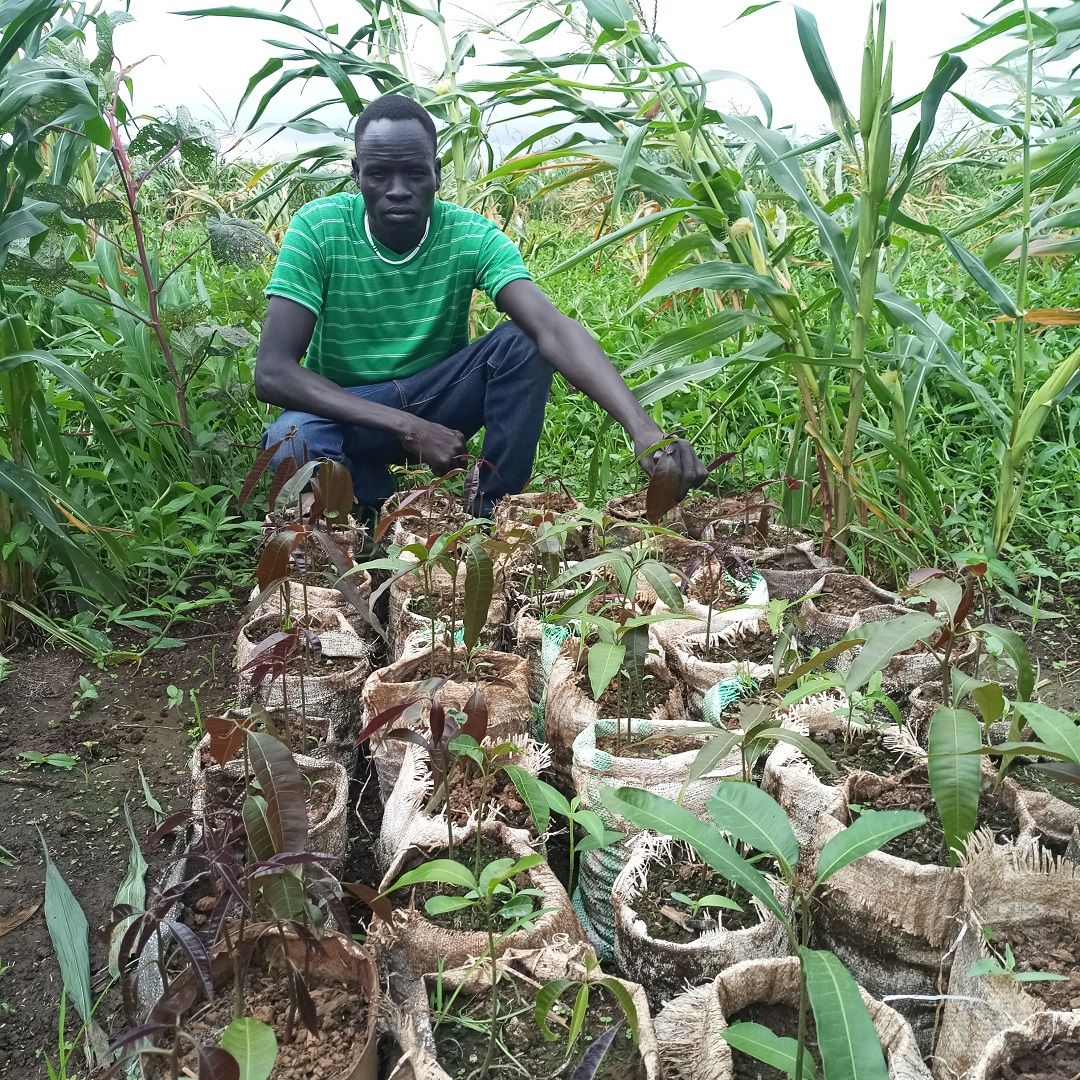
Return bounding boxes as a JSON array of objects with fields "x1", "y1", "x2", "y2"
[{"x1": 105, "y1": 0, "x2": 1006, "y2": 159}]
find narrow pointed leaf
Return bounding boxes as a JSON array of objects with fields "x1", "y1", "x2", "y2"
[
  {"x1": 802, "y1": 947, "x2": 888, "y2": 1080},
  {"x1": 707, "y1": 781, "x2": 798, "y2": 872},
  {"x1": 814, "y1": 809, "x2": 926, "y2": 887},
  {"x1": 588, "y1": 642, "x2": 625, "y2": 701},
  {"x1": 843, "y1": 613, "x2": 942, "y2": 694},
  {"x1": 928, "y1": 707, "x2": 983, "y2": 865}
]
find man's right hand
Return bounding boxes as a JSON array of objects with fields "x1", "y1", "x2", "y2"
[{"x1": 399, "y1": 418, "x2": 467, "y2": 475}]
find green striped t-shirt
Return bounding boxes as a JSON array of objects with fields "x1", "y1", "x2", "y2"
[{"x1": 265, "y1": 192, "x2": 532, "y2": 386}]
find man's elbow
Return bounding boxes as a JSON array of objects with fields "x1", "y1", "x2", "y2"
[{"x1": 254, "y1": 358, "x2": 285, "y2": 406}]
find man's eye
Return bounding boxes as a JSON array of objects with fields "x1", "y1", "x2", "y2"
[{"x1": 409, "y1": 171, "x2": 426, "y2": 180}]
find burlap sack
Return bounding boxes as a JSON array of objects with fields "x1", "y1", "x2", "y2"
[
  {"x1": 371, "y1": 820, "x2": 583, "y2": 980},
  {"x1": 544, "y1": 648, "x2": 686, "y2": 780},
  {"x1": 667, "y1": 625, "x2": 774, "y2": 715},
  {"x1": 906, "y1": 681, "x2": 1018, "y2": 750},
  {"x1": 571, "y1": 717, "x2": 742, "y2": 959},
  {"x1": 613, "y1": 835, "x2": 792, "y2": 1009},
  {"x1": 391, "y1": 594, "x2": 509, "y2": 662},
  {"x1": 247, "y1": 569, "x2": 372, "y2": 621},
  {"x1": 699, "y1": 517, "x2": 816, "y2": 563},
  {"x1": 651, "y1": 572, "x2": 770, "y2": 655},
  {"x1": 654, "y1": 956, "x2": 930, "y2": 1080},
  {"x1": 376, "y1": 736, "x2": 550, "y2": 871},
  {"x1": 966, "y1": 1011, "x2": 1080, "y2": 1080},
  {"x1": 385, "y1": 944, "x2": 662, "y2": 1079},
  {"x1": 810, "y1": 765, "x2": 1038, "y2": 1054},
  {"x1": 493, "y1": 490, "x2": 589, "y2": 560},
  {"x1": 361, "y1": 646, "x2": 531, "y2": 800},
  {"x1": 761, "y1": 705, "x2": 921, "y2": 852},
  {"x1": 757, "y1": 564, "x2": 844, "y2": 601},
  {"x1": 510, "y1": 604, "x2": 568, "y2": 702},
  {"x1": 933, "y1": 836, "x2": 1080, "y2": 1080},
  {"x1": 191, "y1": 748, "x2": 351, "y2": 870},
  {"x1": 236, "y1": 608, "x2": 373, "y2": 716},
  {"x1": 799, "y1": 573, "x2": 903, "y2": 648}
]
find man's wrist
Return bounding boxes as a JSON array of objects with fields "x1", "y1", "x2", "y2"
[{"x1": 629, "y1": 420, "x2": 666, "y2": 456}]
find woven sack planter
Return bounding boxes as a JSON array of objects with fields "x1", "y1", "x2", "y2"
[
  {"x1": 571, "y1": 717, "x2": 741, "y2": 960},
  {"x1": 698, "y1": 516, "x2": 816, "y2": 563},
  {"x1": 493, "y1": 490, "x2": 589, "y2": 560},
  {"x1": 192, "y1": 747, "x2": 350, "y2": 871},
  {"x1": 247, "y1": 569, "x2": 372, "y2": 622},
  {"x1": 544, "y1": 647, "x2": 686, "y2": 780},
  {"x1": 384, "y1": 944, "x2": 662, "y2": 1080},
  {"x1": 236, "y1": 608, "x2": 372, "y2": 717},
  {"x1": 761, "y1": 706, "x2": 921, "y2": 852},
  {"x1": 934, "y1": 836, "x2": 1080, "y2": 1079},
  {"x1": 810, "y1": 764, "x2": 1037, "y2": 1054},
  {"x1": 651, "y1": 572, "x2": 770, "y2": 657},
  {"x1": 613, "y1": 835, "x2": 791, "y2": 1010},
  {"x1": 361, "y1": 646, "x2": 531, "y2": 799},
  {"x1": 798, "y1": 572, "x2": 903, "y2": 648},
  {"x1": 144, "y1": 924, "x2": 379, "y2": 1080},
  {"x1": 965, "y1": 1011, "x2": 1080, "y2": 1080},
  {"x1": 654, "y1": 956, "x2": 930, "y2": 1080},
  {"x1": 667, "y1": 624, "x2": 775, "y2": 716},
  {"x1": 371, "y1": 820, "x2": 583, "y2": 980},
  {"x1": 375, "y1": 735, "x2": 550, "y2": 871},
  {"x1": 391, "y1": 593, "x2": 509, "y2": 662}
]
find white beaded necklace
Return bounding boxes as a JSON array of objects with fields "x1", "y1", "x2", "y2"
[{"x1": 364, "y1": 211, "x2": 430, "y2": 266}]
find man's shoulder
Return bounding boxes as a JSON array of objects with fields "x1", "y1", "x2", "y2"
[
  {"x1": 438, "y1": 200, "x2": 512, "y2": 240},
  {"x1": 291, "y1": 191, "x2": 359, "y2": 231}
]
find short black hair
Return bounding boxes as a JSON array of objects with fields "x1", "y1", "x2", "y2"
[{"x1": 354, "y1": 94, "x2": 437, "y2": 157}]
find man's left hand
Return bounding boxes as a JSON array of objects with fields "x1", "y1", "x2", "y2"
[{"x1": 636, "y1": 435, "x2": 708, "y2": 501}]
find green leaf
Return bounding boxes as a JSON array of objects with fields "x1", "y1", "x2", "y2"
[
  {"x1": 39, "y1": 831, "x2": 109, "y2": 1064},
  {"x1": 425, "y1": 895, "x2": 475, "y2": 915},
  {"x1": 535, "y1": 979, "x2": 573, "y2": 1040},
  {"x1": 724, "y1": 1022, "x2": 811, "y2": 1079},
  {"x1": 462, "y1": 536, "x2": 494, "y2": 653},
  {"x1": 975, "y1": 624, "x2": 1034, "y2": 701},
  {"x1": 801, "y1": 948, "x2": 888, "y2": 1080},
  {"x1": 941, "y1": 234, "x2": 1019, "y2": 318},
  {"x1": 220, "y1": 1016, "x2": 278, "y2": 1080},
  {"x1": 385, "y1": 858, "x2": 477, "y2": 894},
  {"x1": 843, "y1": 613, "x2": 942, "y2": 694},
  {"x1": 594, "y1": 976, "x2": 639, "y2": 1041},
  {"x1": 813, "y1": 810, "x2": 926, "y2": 888},
  {"x1": 927, "y1": 707, "x2": 983, "y2": 865},
  {"x1": 502, "y1": 764, "x2": 551, "y2": 834},
  {"x1": 678, "y1": 731, "x2": 740, "y2": 803},
  {"x1": 754, "y1": 727, "x2": 838, "y2": 778},
  {"x1": 639, "y1": 560, "x2": 684, "y2": 611},
  {"x1": 588, "y1": 641, "x2": 625, "y2": 701},
  {"x1": 605, "y1": 787, "x2": 785, "y2": 922},
  {"x1": 794, "y1": 7, "x2": 854, "y2": 149},
  {"x1": 1014, "y1": 701, "x2": 1080, "y2": 765},
  {"x1": 707, "y1": 781, "x2": 799, "y2": 875},
  {"x1": 627, "y1": 311, "x2": 762, "y2": 375},
  {"x1": 637, "y1": 260, "x2": 790, "y2": 308},
  {"x1": 108, "y1": 802, "x2": 147, "y2": 977}
]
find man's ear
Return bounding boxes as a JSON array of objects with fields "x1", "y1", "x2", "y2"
[
  {"x1": 434, "y1": 157, "x2": 442, "y2": 191},
  {"x1": 350, "y1": 156, "x2": 360, "y2": 185}
]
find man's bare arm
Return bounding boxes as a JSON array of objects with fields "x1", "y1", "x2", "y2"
[
  {"x1": 254, "y1": 296, "x2": 465, "y2": 472},
  {"x1": 496, "y1": 279, "x2": 706, "y2": 498}
]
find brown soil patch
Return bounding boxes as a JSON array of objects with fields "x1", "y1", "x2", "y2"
[
  {"x1": 157, "y1": 965, "x2": 370, "y2": 1080},
  {"x1": 811, "y1": 730, "x2": 907, "y2": 780},
  {"x1": 989, "y1": 1038, "x2": 1080, "y2": 1080},
  {"x1": 998, "y1": 921, "x2": 1080, "y2": 1012},
  {"x1": 635, "y1": 857, "x2": 763, "y2": 944},
  {"x1": 0, "y1": 601, "x2": 242, "y2": 1079},
  {"x1": 812, "y1": 580, "x2": 892, "y2": 617},
  {"x1": 434, "y1": 982, "x2": 646, "y2": 1080},
  {"x1": 690, "y1": 629, "x2": 774, "y2": 665},
  {"x1": 581, "y1": 670, "x2": 673, "y2": 718}
]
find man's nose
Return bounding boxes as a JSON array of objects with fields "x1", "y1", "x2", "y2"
[{"x1": 387, "y1": 175, "x2": 411, "y2": 201}]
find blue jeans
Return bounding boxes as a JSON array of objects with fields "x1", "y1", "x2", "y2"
[{"x1": 262, "y1": 322, "x2": 554, "y2": 515}]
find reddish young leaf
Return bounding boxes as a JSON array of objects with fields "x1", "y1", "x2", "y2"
[
  {"x1": 204, "y1": 715, "x2": 250, "y2": 768},
  {"x1": 706, "y1": 452, "x2": 736, "y2": 472},
  {"x1": 247, "y1": 731, "x2": 310, "y2": 857},
  {"x1": 460, "y1": 687, "x2": 489, "y2": 743},
  {"x1": 255, "y1": 525, "x2": 304, "y2": 591},
  {"x1": 355, "y1": 699, "x2": 423, "y2": 745},
  {"x1": 148, "y1": 808, "x2": 194, "y2": 845},
  {"x1": 288, "y1": 961, "x2": 320, "y2": 1036},
  {"x1": 645, "y1": 448, "x2": 681, "y2": 524},
  {"x1": 238, "y1": 630, "x2": 299, "y2": 688},
  {"x1": 313, "y1": 458, "x2": 354, "y2": 520},
  {"x1": 373, "y1": 487, "x2": 428, "y2": 542},
  {"x1": 238, "y1": 437, "x2": 287, "y2": 507},
  {"x1": 907, "y1": 566, "x2": 948, "y2": 589},
  {"x1": 196, "y1": 1045, "x2": 240, "y2": 1080},
  {"x1": 267, "y1": 456, "x2": 298, "y2": 512},
  {"x1": 429, "y1": 701, "x2": 447, "y2": 749},
  {"x1": 343, "y1": 882, "x2": 394, "y2": 924}
]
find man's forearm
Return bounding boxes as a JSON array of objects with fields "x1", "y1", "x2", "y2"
[
  {"x1": 256, "y1": 357, "x2": 413, "y2": 438},
  {"x1": 534, "y1": 315, "x2": 663, "y2": 448}
]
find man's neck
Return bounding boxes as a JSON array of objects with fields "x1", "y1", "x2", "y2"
[{"x1": 368, "y1": 213, "x2": 429, "y2": 254}]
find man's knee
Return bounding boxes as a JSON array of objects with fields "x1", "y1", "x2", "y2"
[{"x1": 262, "y1": 413, "x2": 343, "y2": 471}]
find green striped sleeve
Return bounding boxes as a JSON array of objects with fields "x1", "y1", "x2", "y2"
[
  {"x1": 476, "y1": 225, "x2": 532, "y2": 301},
  {"x1": 266, "y1": 213, "x2": 325, "y2": 316}
]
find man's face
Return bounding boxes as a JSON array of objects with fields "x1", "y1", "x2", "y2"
[{"x1": 352, "y1": 118, "x2": 440, "y2": 242}]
